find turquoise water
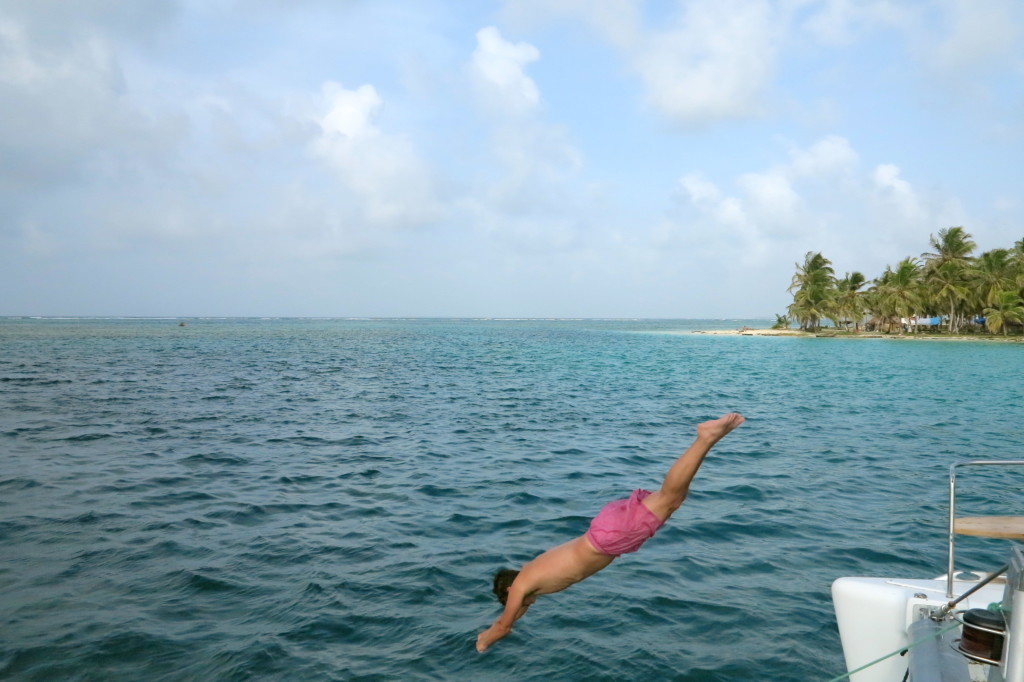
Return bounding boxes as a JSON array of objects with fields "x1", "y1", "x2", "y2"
[{"x1": 1, "y1": 318, "x2": 1021, "y2": 681}]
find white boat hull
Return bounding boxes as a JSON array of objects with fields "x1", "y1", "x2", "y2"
[{"x1": 832, "y1": 574, "x2": 1005, "y2": 682}]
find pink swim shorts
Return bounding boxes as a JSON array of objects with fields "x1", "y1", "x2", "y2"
[{"x1": 585, "y1": 489, "x2": 665, "y2": 556}]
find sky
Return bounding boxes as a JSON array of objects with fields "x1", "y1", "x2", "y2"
[{"x1": 1, "y1": 0, "x2": 1022, "y2": 318}]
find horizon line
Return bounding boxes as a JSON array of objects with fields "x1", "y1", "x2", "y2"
[{"x1": 0, "y1": 315, "x2": 773, "y2": 321}]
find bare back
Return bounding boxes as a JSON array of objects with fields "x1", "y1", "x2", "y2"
[
  {"x1": 513, "y1": 536, "x2": 615, "y2": 598},
  {"x1": 476, "y1": 536, "x2": 614, "y2": 651}
]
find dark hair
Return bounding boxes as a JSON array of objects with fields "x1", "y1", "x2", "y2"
[{"x1": 492, "y1": 568, "x2": 519, "y2": 605}]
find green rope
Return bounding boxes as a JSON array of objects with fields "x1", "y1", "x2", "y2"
[{"x1": 824, "y1": 620, "x2": 962, "y2": 682}]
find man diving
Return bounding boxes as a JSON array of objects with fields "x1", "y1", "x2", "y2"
[{"x1": 476, "y1": 412, "x2": 745, "y2": 652}]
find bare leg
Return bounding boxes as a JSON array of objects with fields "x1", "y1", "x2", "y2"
[{"x1": 642, "y1": 413, "x2": 745, "y2": 521}]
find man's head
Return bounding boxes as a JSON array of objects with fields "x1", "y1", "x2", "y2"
[{"x1": 492, "y1": 568, "x2": 519, "y2": 605}]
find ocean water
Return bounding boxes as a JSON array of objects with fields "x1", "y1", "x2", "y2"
[{"x1": 1, "y1": 318, "x2": 1021, "y2": 682}]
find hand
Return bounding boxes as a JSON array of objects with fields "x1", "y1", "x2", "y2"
[{"x1": 476, "y1": 623, "x2": 509, "y2": 652}]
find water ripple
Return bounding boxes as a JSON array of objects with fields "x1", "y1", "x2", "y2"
[{"x1": 1, "y1": 318, "x2": 1022, "y2": 681}]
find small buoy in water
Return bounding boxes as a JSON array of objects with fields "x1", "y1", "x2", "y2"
[{"x1": 179, "y1": 322, "x2": 186, "y2": 327}]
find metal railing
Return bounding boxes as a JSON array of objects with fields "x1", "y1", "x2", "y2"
[{"x1": 946, "y1": 460, "x2": 1024, "y2": 599}]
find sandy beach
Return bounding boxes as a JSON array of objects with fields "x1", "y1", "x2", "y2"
[
  {"x1": 689, "y1": 328, "x2": 1024, "y2": 341},
  {"x1": 692, "y1": 328, "x2": 809, "y2": 336}
]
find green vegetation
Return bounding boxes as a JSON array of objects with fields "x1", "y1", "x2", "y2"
[{"x1": 781, "y1": 227, "x2": 1024, "y2": 336}]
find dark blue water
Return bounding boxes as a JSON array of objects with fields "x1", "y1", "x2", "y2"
[{"x1": 2, "y1": 318, "x2": 1021, "y2": 681}]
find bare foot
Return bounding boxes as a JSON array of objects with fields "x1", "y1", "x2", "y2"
[{"x1": 696, "y1": 413, "x2": 745, "y2": 442}]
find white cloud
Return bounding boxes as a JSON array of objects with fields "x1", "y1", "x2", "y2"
[
  {"x1": 0, "y1": 7, "x2": 190, "y2": 264},
  {"x1": 318, "y1": 83, "x2": 380, "y2": 138},
  {"x1": 0, "y1": 0, "x2": 179, "y2": 45},
  {"x1": 799, "y1": 0, "x2": 912, "y2": 46},
  {"x1": 737, "y1": 170, "x2": 800, "y2": 220},
  {"x1": 499, "y1": 0, "x2": 642, "y2": 48},
  {"x1": 469, "y1": 26, "x2": 541, "y2": 116},
  {"x1": 502, "y1": 0, "x2": 783, "y2": 126},
  {"x1": 0, "y1": 2, "x2": 444, "y2": 266},
  {"x1": 502, "y1": 0, "x2": 1021, "y2": 135},
  {"x1": 675, "y1": 135, "x2": 857, "y2": 248},
  {"x1": 311, "y1": 81, "x2": 442, "y2": 229},
  {"x1": 930, "y1": 0, "x2": 1022, "y2": 74},
  {"x1": 668, "y1": 173, "x2": 759, "y2": 261},
  {"x1": 0, "y1": 17, "x2": 138, "y2": 185},
  {"x1": 631, "y1": 0, "x2": 780, "y2": 125},
  {"x1": 787, "y1": 135, "x2": 858, "y2": 178},
  {"x1": 462, "y1": 25, "x2": 591, "y2": 253},
  {"x1": 679, "y1": 172, "x2": 722, "y2": 206},
  {"x1": 871, "y1": 163, "x2": 924, "y2": 221},
  {"x1": 463, "y1": 117, "x2": 590, "y2": 254},
  {"x1": 664, "y1": 136, "x2": 965, "y2": 275}
]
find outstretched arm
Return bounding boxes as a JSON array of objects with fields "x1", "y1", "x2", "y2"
[
  {"x1": 476, "y1": 587, "x2": 531, "y2": 652},
  {"x1": 642, "y1": 413, "x2": 745, "y2": 521}
]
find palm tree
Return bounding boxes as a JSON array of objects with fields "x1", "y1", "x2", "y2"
[
  {"x1": 866, "y1": 269, "x2": 897, "y2": 333},
  {"x1": 874, "y1": 258, "x2": 923, "y2": 334},
  {"x1": 919, "y1": 227, "x2": 976, "y2": 333},
  {"x1": 788, "y1": 288, "x2": 834, "y2": 332},
  {"x1": 983, "y1": 291, "x2": 1024, "y2": 335},
  {"x1": 834, "y1": 271, "x2": 867, "y2": 331},
  {"x1": 862, "y1": 285, "x2": 889, "y2": 332},
  {"x1": 789, "y1": 252, "x2": 835, "y2": 292},
  {"x1": 787, "y1": 252, "x2": 835, "y2": 331},
  {"x1": 783, "y1": 229, "x2": 1024, "y2": 337},
  {"x1": 771, "y1": 314, "x2": 789, "y2": 330},
  {"x1": 924, "y1": 261, "x2": 971, "y2": 333},
  {"x1": 921, "y1": 226, "x2": 976, "y2": 271},
  {"x1": 1008, "y1": 238, "x2": 1024, "y2": 295},
  {"x1": 970, "y1": 249, "x2": 1014, "y2": 308}
]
